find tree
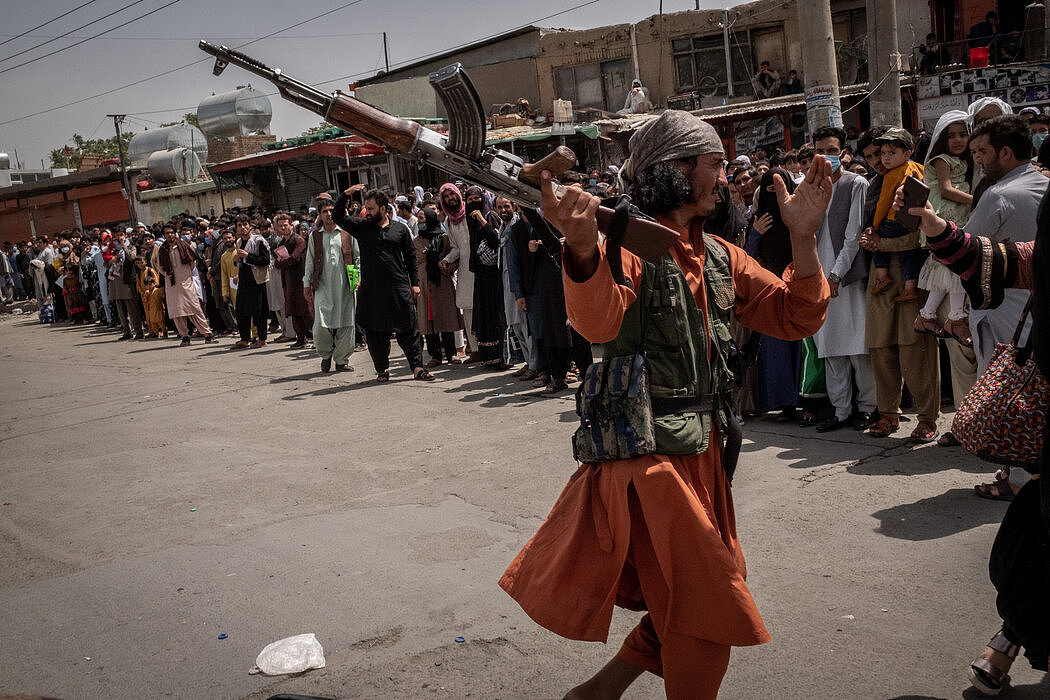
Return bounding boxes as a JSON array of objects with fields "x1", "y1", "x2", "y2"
[
  {"x1": 49, "y1": 131, "x2": 134, "y2": 170},
  {"x1": 159, "y1": 113, "x2": 200, "y2": 129},
  {"x1": 300, "y1": 121, "x2": 335, "y2": 137}
]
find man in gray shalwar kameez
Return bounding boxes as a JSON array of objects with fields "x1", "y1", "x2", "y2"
[{"x1": 303, "y1": 200, "x2": 358, "y2": 373}]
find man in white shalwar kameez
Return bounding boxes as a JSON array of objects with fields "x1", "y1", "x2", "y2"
[{"x1": 811, "y1": 126, "x2": 877, "y2": 432}]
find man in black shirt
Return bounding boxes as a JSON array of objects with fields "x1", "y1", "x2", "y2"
[{"x1": 335, "y1": 185, "x2": 433, "y2": 382}]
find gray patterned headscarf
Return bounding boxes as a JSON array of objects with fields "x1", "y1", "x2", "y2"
[{"x1": 620, "y1": 110, "x2": 724, "y2": 184}]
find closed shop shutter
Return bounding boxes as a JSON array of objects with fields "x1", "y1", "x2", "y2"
[
  {"x1": 277, "y1": 158, "x2": 330, "y2": 212},
  {"x1": 0, "y1": 208, "x2": 32, "y2": 242},
  {"x1": 31, "y1": 202, "x2": 76, "y2": 235},
  {"x1": 79, "y1": 192, "x2": 129, "y2": 226}
]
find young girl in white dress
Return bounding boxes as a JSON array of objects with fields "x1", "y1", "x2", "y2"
[{"x1": 915, "y1": 110, "x2": 973, "y2": 345}]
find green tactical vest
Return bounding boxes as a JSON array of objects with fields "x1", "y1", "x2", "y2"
[{"x1": 601, "y1": 234, "x2": 736, "y2": 455}]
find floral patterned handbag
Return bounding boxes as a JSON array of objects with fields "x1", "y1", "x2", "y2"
[{"x1": 952, "y1": 297, "x2": 1048, "y2": 468}]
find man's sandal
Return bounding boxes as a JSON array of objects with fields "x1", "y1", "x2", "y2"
[
  {"x1": 969, "y1": 629, "x2": 1018, "y2": 695},
  {"x1": 376, "y1": 371, "x2": 390, "y2": 383},
  {"x1": 975, "y1": 470, "x2": 1015, "y2": 501},
  {"x1": 909, "y1": 420, "x2": 938, "y2": 443},
  {"x1": 867, "y1": 416, "x2": 899, "y2": 437}
]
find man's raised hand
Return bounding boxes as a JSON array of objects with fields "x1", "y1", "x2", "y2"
[
  {"x1": 540, "y1": 170, "x2": 598, "y2": 259},
  {"x1": 775, "y1": 153, "x2": 833, "y2": 238}
]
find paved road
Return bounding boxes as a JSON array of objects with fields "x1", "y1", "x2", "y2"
[{"x1": 1, "y1": 316, "x2": 1047, "y2": 699}]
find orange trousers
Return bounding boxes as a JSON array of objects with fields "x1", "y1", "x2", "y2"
[{"x1": 614, "y1": 487, "x2": 732, "y2": 699}]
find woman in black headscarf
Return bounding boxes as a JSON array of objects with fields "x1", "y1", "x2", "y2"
[
  {"x1": 745, "y1": 167, "x2": 804, "y2": 421},
  {"x1": 464, "y1": 186, "x2": 507, "y2": 368}
]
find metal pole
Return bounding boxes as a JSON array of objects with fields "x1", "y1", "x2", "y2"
[
  {"x1": 796, "y1": 0, "x2": 843, "y2": 135},
  {"x1": 383, "y1": 32, "x2": 390, "y2": 74},
  {"x1": 866, "y1": 0, "x2": 902, "y2": 126},
  {"x1": 723, "y1": 9, "x2": 734, "y2": 98},
  {"x1": 107, "y1": 114, "x2": 138, "y2": 225}
]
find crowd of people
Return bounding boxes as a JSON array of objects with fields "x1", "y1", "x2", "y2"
[
  {"x1": 3, "y1": 98, "x2": 1048, "y2": 697},
  {"x1": 2, "y1": 169, "x2": 625, "y2": 392}
]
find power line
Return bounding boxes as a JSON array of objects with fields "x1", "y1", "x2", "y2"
[
  {"x1": 0, "y1": 0, "x2": 149, "y2": 64},
  {"x1": 0, "y1": 0, "x2": 101, "y2": 48},
  {"x1": 0, "y1": 0, "x2": 182, "y2": 77},
  {"x1": 122, "y1": 0, "x2": 606, "y2": 121},
  {"x1": 318, "y1": 0, "x2": 603, "y2": 86},
  {"x1": 0, "y1": 0, "x2": 367, "y2": 128},
  {"x1": 0, "y1": 32, "x2": 386, "y2": 41}
]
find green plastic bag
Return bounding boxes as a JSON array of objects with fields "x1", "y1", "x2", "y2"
[{"x1": 345, "y1": 264, "x2": 359, "y2": 293}]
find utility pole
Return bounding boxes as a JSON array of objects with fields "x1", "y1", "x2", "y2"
[
  {"x1": 382, "y1": 32, "x2": 390, "y2": 74},
  {"x1": 107, "y1": 114, "x2": 138, "y2": 225},
  {"x1": 796, "y1": 0, "x2": 842, "y2": 135},
  {"x1": 723, "y1": 9, "x2": 734, "y2": 98},
  {"x1": 866, "y1": 0, "x2": 902, "y2": 126}
]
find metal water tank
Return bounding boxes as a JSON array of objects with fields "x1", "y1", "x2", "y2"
[
  {"x1": 146, "y1": 148, "x2": 202, "y2": 184},
  {"x1": 0, "y1": 152, "x2": 9, "y2": 169},
  {"x1": 197, "y1": 86, "x2": 272, "y2": 138},
  {"x1": 127, "y1": 124, "x2": 208, "y2": 167}
]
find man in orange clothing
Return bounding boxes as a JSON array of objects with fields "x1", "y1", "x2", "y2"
[{"x1": 499, "y1": 110, "x2": 832, "y2": 699}]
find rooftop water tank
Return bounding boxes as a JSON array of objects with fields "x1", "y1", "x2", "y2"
[
  {"x1": 146, "y1": 148, "x2": 202, "y2": 184},
  {"x1": 197, "y1": 86, "x2": 272, "y2": 138},
  {"x1": 0, "y1": 152, "x2": 9, "y2": 169},
  {"x1": 127, "y1": 124, "x2": 207, "y2": 168}
]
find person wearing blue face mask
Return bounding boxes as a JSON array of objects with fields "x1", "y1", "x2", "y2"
[
  {"x1": 809, "y1": 125, "x2": 878, "y2": 433},
  {"x1": 1029, "y1": 115, "x2": 1049, "y2": 151}
]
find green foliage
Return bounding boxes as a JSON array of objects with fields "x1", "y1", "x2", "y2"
[
  {"x1": 159, "y1": 113, "x2": 201, "y2": 129},
  {"x1": 49, "y1": 131, "x2": 134, "y2": 170},
  {"x1": 300, "y1": 121, "x2": 334, "y2": 136}
]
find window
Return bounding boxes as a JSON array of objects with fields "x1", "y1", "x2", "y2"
[
  {"x1": 673, "y1": 33, "x2": 752, "y2": 98},
  {"x1": 554, "y1": 63, "x2": 604, "y2": 110}
]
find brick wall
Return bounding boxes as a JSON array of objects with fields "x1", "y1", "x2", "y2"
[{"x1": 206, "y1": 134, "x2": 277, "y2": 164}]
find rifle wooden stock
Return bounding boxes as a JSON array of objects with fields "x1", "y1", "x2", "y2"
[
  {"x1": 519, "y1": 146, "x2": 679, "y2": 263},
  {"x1": 518, "y1": 146, "x2": 577, "y2": 184},
  {"x1": 326, "y1": 95, "x2": 420, "y2": 154}
]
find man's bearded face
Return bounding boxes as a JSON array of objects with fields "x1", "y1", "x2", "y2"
[
  {"x1": 442, "y1": 191, "x2": 461, "y2": 211},
  {"x1": 362, "y1": 199, "x2": 381, "y2": 222},
  {"x1": 495, "y1": 198, "x2": 515, "y2": 222}
]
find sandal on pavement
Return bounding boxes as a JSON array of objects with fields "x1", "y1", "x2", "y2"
[
  {"x1": 937, "y1": 431, "x2": 961, "y2": 447},
  {"x1": 969, "y1": 629, "x2": 1018, "y2": 695},
  {"x1": 376, "y1": 371, "x2": 390, "y2": 382},
  {"x1": 867, "y1": 416, "x2": 899, "y2": 437},
  {"x1": 798, "y1": 411, "x2": 818, "y2": 427},
  {"x1": 909, "y1": 420, "x2": 938, "y2": 443},
  {"x1": 413, "y1": 368, "x2": 436, "y2": 381},
  {"x1": 975, "y1": 471, "x2": 1015, "y2": 501}
]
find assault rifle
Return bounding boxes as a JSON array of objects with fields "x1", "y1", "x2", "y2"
[{"x1": 198, "y1": 40, "x2": 679, "y2": 262}]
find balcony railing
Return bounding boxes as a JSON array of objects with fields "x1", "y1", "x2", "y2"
[{"x1": 911, "y1": 27, "x2": 1046, "y2": 75}]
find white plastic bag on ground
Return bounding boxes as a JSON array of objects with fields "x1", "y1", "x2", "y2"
[{"x1": 252, "y1": 633, "x2": 326, "y2": 675}]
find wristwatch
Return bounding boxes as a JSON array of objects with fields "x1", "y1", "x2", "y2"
[{"x1": 827, "y1": 273, "x2": 841, "y2": 284}]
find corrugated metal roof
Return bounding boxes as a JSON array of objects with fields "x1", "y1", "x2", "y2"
[{"x1": 595, "y1": 83, "x2": 876, "y2": 134}]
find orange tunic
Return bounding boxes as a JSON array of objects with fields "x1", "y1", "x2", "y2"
[{"x1": 499, "y1": 218, "x2": 828, "y2": 648}]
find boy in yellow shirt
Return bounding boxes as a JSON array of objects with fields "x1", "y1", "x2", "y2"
[{"x1": 870, "y1": 127, "x2": 925, "y2": 302}]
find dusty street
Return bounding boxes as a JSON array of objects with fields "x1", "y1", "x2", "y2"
[{"x1": 1, "y1": 316, "x2": 1047, "y2": 699}]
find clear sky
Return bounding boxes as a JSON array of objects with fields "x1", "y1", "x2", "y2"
[{"x1": 0, "y1": 0, "x2": 731, "y2": 169}]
